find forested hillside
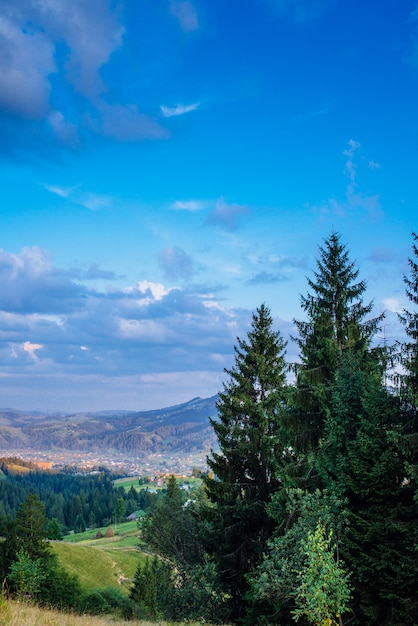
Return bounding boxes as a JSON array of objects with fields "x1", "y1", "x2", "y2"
[
  {"x1": 0, "y1": 459, "x2": 153, "y2": 530},
  {"x1": 1, "y1": 231, "x2": 417, "y2": 626},
  {"x1": 0, "y1": 396, "x2": 218, "y2": 456}
]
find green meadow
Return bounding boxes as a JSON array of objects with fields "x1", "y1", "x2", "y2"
[{"x1": 55, "y1": 520, "x2": 148, "y2": 593}]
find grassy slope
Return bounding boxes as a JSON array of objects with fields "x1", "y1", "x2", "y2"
[
  {"x1": 52, "y1": 521, "x2": 149, "y2": 593},
  {"x1": 1, "y1": 600, "x2": 206, "y2": 626}
]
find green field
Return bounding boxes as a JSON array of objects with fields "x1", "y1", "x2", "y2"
[
  {"x1": 113, "y1": 475, "x2": 203, "y2": 492},
  {"x1": 63, "y1": 520, "x2": 140, "y2": 543},
  {"x1": 55, "y1": 520, "x2": 149, "y2": 593}
]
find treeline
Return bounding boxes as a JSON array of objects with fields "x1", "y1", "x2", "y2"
[
  {"x1": 0, "y1": 463, "x2": 156, "y2": 532},
  {"x1": 134, "y1": 232, "x2": 418, "y2": 625}
]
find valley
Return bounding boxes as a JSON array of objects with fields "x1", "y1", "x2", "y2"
[{"x1": 0, "y1": 395, "x2": 218, "y2": 473}]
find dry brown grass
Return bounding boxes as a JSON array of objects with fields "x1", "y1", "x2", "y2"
[{"x1": 0, "y1": 599, "x2": 206, "y2": 626}]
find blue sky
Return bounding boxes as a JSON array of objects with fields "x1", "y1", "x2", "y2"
[{"x1": 0, "y1": 0, "x2": 417, "y2": 412}]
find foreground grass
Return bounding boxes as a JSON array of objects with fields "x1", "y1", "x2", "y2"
[{"x1": 0, "y1": 599, "x2": 207, "y2": 626}]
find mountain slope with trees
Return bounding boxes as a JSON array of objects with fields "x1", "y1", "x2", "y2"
[{"x1": 0, "y1": 396, "x2": 218, "y2": 457}]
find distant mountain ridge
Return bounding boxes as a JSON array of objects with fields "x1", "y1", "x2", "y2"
[{"x1": 0, "y1": 395, "x2": 219, "y2": 458}]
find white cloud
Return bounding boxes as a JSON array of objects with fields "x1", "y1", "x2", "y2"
[
  {"x1": 137, "y1": 281, "x2": 169, "y2": 298},
  {"x1": 43, "y1": 181, "x2": 113, "y2": 212},
  {"x1": 0, "y1": 244, "x2": 256, "y2": 411},
  {"x1": 36, "y1": 0, "x2": 125, "y2": 101},
  {"x1": 171, "y1": 200, "x2": 207, "y2": 211},
  {"x1": 0, "y1": 0, "x2": 124, "y2": 115},
  {"x1": 0, "y1": 1, "x2": 168, "y2": 150},
  {"x1": 381, "y1": 297, "x2": 402, "y2": 314},
  {"x1": 42, "y1": 183, "x2": 81, "y2": 198},
  {"x1": 169, "y1": 0, "x2": 199, "y2": 32},
  {"x1": 78, "y1": 192, "x2": 112, "y2": 212},
  {"x1": 343, "y1": 138, "x2": 361, "y2": 186},
  {"x1": 119, "y1": 319, "x2": 172, "y2": 342},
  {"x1": 23, "y1": 340, "x2": 43, "y2": 361},
  {"x1": 160, "y1": 102, "x2": 200, "y2": 117}
]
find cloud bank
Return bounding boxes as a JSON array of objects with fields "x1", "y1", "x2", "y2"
[
  {"x1": 0, "y1": 245, "x2": 253, "y2": 411},
  {"x1": 0, "y1": 0, "x2": 167, "y2": 158}
]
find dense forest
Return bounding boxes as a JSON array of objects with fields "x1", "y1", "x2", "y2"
[
  {"x1": 0, "y1": 459, "x2": 157, "y2": 530},
  {"x1": 1, "y1": 231, "x2": 417, "y2": 625}
]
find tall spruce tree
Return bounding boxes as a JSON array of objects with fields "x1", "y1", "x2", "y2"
[
  {"x1": 292, "y1": 231, "x2": 382, "y2": 450},
  {"x1": 14, "y1": 493, "x2": 52, "y2": 563},
  {"x1": 398, "y1": 231, "x2": 418, "y2": 473},
  {"x1": 204, "y1": 304, "x2": 289, "y2": 620},
  {"x1": 142, "y1": 474, "x2": 203, "y2": 567},
  {"x1": 317, "y1": 351, "x2": 418, "y2": 625}
]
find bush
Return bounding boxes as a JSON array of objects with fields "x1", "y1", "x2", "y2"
[
  {"x1": 79, "y1": 587, "x2": 136, "y2": 618},
  {"x1": 38, "y1": 563, "x2": 83, "y2": 611},
  {"x1": 79, "y1": 590, "x2": 111, "y2": 615}
]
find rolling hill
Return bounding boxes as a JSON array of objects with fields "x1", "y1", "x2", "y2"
[{"x1": 0, "y1": 396, "x2": 219, "y2": 459}]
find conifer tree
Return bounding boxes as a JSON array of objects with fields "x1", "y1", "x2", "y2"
[
  {"x1": 142, "y1": 474, "x2": 203, "y2": 567},
  {"x1": 14, "y1": 493, "x2": 52, "y2": 563},
  {"x1": 130, "y1": 557, "x2": 173, "y2": 620},
  {"x1": 204, "y1": 303, "x2": 289, "y2": 619},
  {"x1": 292, "y1": 231, "x2": 382, "y2": 449},
  {"x1": 398, "y1": 231, "x2": 418, "y2": 473},
  {"x1": 317, "y1": 351, "x2": 418, "y2": 624}
]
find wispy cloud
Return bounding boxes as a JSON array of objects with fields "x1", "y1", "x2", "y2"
[
  {"x1": 171, "y1": 200, "x2": 208, "y2": 211},
  {"x1": 247, "y1": 272, "x2": 288, "y2": 285},
  {"x1": 42, "y1": 182, "x2": 113, "y2": 212},
  {"x1": 169, "y1": 0, "x2": 199, "y2": 32},
  {"x1": 244, "y1": 253, "x2": 306, "y2": 285},
  {"x1": 89, "y1": 103, "x2": 168, "y2": 141},
  {"x1": 78, "y1": 192, "x2": 113, "y2": 212},
  {"x1": 309, "y1": 139, "x2": 382, "y2": 220},
  {"x1": 160, "y1": 102, "x2": 200, "y2": 118},
  {"x1": 343, "y1": 138, "x2": 361, "y2": 187},
  {"x1": 42, "y1": 183, "x2": 81, "y2": 198},
  {"x1": 205, "y1": 199, "x2": 249, "y2": 231},
  {"x1": 158, "y1": 246, "x2": 194, "y2": 281}
]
